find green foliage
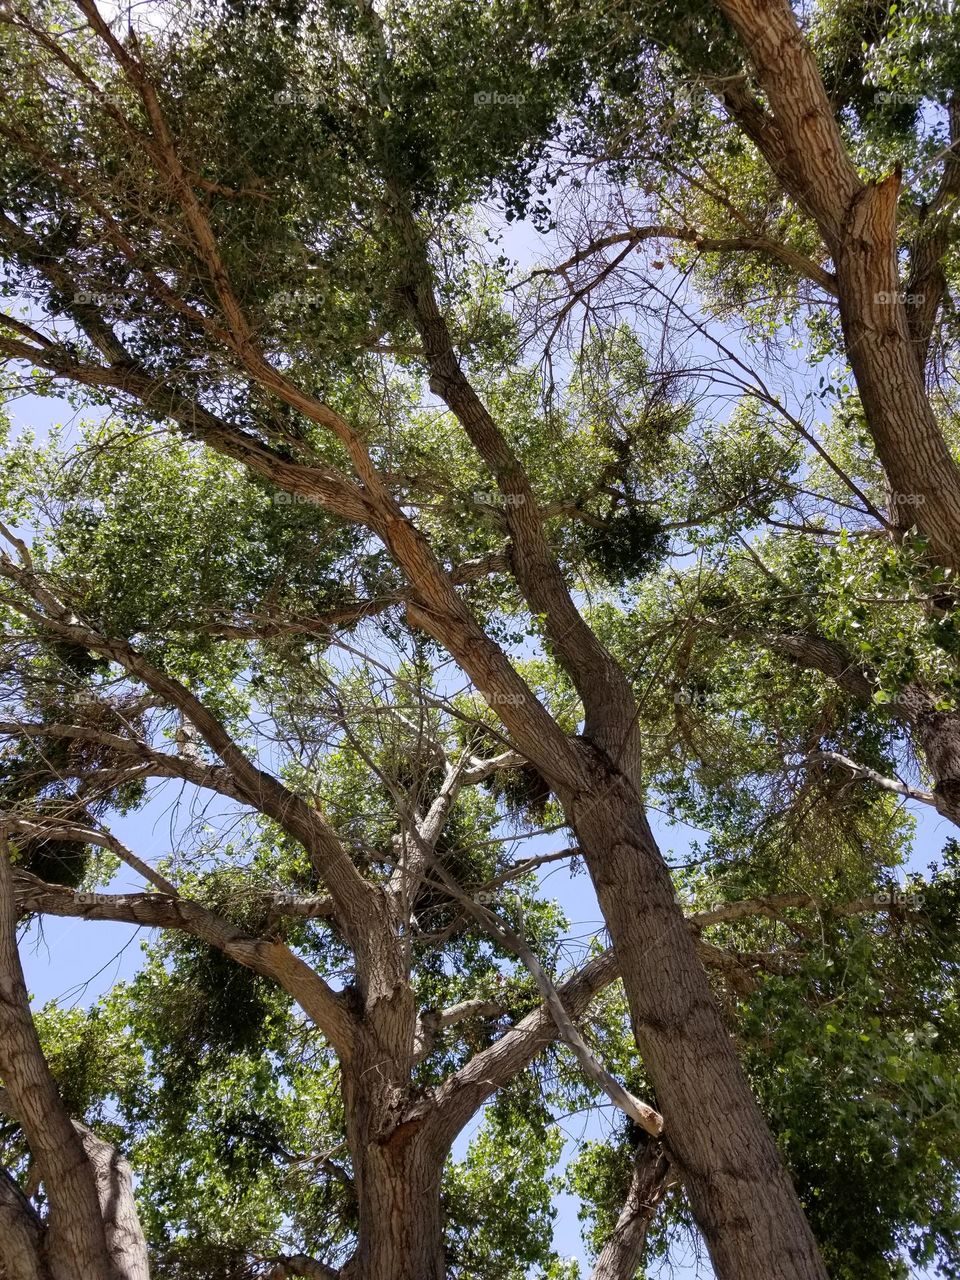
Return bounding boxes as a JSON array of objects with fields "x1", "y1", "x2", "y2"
[
  {"x1": 444, "y1": 1091, "x2": 572, "y2": 1279},
  {"x1": 2, "y1": 0, "x2": 960, "y2": 1274}
]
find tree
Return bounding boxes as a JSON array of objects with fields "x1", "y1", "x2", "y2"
[
  {"x1": 0, "y1": 1, "x2": 958, "y2": 1278},
  {"x1": 528, "y1": 0, "x2": 960, "y2": 830}
]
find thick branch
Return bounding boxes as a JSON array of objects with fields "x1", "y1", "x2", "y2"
[
  {"x1": 712, "y1": 0, "x2": 861, "y2": 247},
  {"x1": 11, "y1": 871, "x2": 356, "y2": 1059},
  {"x1": 588, "y1": 1137, "x2": 674, "y2": 1280},
  {"x1": 427, "y1": 944, "x2": 620, "y2": 1146},
  {"x1": 0, "y1": 837, "x2": 113, "y2": 1279}
]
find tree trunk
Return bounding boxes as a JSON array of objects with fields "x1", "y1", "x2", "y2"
[
  {"x1": 0, "y1": 1168, "x2": 46, "y2": 1280},
  {"x1": 569, "y1": 745, "x2": 827, "y2": 1280},
  {"x1": 340, "y1": 1005, "x2": 445, "y2": 1280},
  {"x1": 392, "y1": 218, "x2": 829, "y2": 1277},
  {"x1": 341, "y1": 1127, "x2": 444, "y2": 1280},
  {"x1": 894, "y1": 686, "x2": 960, "y2": 824},
  {"x1": 0, "y1": 838, "x2": 150, "y2": 1280},
  {"x1": 714, "y1": 0, "x2": 960, "y2": 569},
  {"x1": 833, "y1": 177, "x2": 960, "y2": 566},
  {"x1": 589, "y1": 1137, "x2": 671, "y2": 1280},
  {"x1": 0, "y1": 840, "x2": 116, "y2": 1280},
  {"x1": 77, "y1": 1128, "x2": 150, "y2": 1280}
]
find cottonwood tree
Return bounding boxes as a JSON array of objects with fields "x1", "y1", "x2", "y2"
[
  {"x1": 0, "y1": 1, "x2": 957, "y2": 1278},
  {"x1": 525, "y1": 0, "x2": 960, "y2": 832},
  {"x1": 2, "y1": 421, "x2": 957, "y2": 1280}
]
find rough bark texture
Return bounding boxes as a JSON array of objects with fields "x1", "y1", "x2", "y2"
[
  {"x1": 892, "y1": 687, "x2": 960, "y2": 823},
  {"x1": 589, "y1": 1137, "x2": 672, "y2": 1280},
  {"x1": 833, "y1": 178, "x2": 960, "y2": 554},
  {"x1": 340, "y1": 1124, "x2": 443, "y2": 1280},
  {"x1": 715, "y1": 0, "x2": 960, "y2": 568},
  {"x1": 0, "y1": 1168, "x2": 46, "y2": 1280},
  {"x1": 0, "y1": 842, "x2": 116, "y2": 1280},
  {"x1": 569, "y1": 750, "x2": 827, "y2": 1280},
  {"x1": 76, "y1": 1129, "x2": 150, "y2": 1280}
]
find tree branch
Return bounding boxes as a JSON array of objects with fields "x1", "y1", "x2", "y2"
[
  {"x1": 806, "y1": 750, "x2": 935, "y2": 806},
  {"x1": 11, "y1": 870, "x2": 357, "y2": 1060}
]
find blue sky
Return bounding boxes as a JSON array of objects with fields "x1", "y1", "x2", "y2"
[
  {"x1": 6, "y1": 217, "x2": 947, "y2": 1277},
  {"x1": 19, "y1": 788, "x2": 948, "y2": 1278}
]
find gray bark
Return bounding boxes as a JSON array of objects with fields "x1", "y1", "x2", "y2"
[{"x1": 589, "y1": 1138, "x2": 672, "y2": 1280}]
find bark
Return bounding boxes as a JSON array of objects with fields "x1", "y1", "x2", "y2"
[
  {"x1": 0, "y1": 1107, "x2": 151, "y2": 1280},
  {"x1": 0, "y1": 1168, "x2": 46, "y2": 1280},
  {"x1": 569, "y1": 746, "x2": 827, "y2": 1280},
  {"x1": 76, "y1": 1128, "x2": 150, "y2": 1280},
  {"x1": 589, "y1": 1137, "x2": 672, "y2": 1280},
  {"x1": 714, "y1": 0, "x2": 960, "y2": 568},
  {"x1": 340, "y1": 1035, "x2": 444, "y2": 1280},
  {"x1": 0, "y1": 838, "x2": 116, "y2": 1280},
  {"x1": 890, "y1": 686, "x2": 960, "y2": 823},
  {"x1": 266, "y1": 1257, "x2": 339, "y2": 1279},
  {"x1": 832, "y1": 178, "x2": 960, "y2": 554}
]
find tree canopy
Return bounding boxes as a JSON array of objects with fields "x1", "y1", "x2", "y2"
[{"x1": 0, "y1": 1, "x2": 959, "y2": 1278}]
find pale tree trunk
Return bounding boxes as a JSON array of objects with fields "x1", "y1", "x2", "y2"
[
  {"x1": 589, "y1": 1137, "x2": 672, "y2": 1280},
  {"x1": 0, "y1": 837, "x2": 150, "y2": 1280},
  {"x1": 76, "y1": 1128, "x2": 150, "y2": 1280}
]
